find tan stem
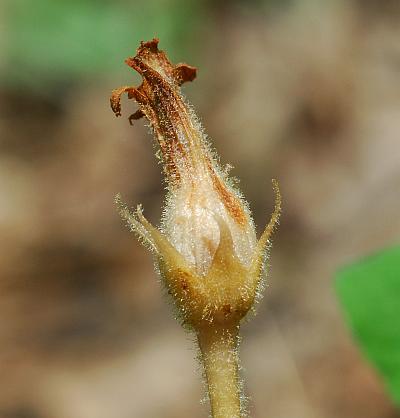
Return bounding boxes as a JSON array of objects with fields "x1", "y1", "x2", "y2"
[{"x1": 197, "y1": 325, "x2": 242, "y2": 418}]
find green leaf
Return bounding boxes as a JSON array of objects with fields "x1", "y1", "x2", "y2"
[{"x1": 335, "y1": 245, "x2": 400, "y2": 406}]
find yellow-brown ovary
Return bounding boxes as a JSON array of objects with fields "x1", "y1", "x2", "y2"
[{"x1": 163, "y1": 262, "x2": 255, "y2": 328}]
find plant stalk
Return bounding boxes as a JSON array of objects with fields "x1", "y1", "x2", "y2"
[{"x1": 197, "y1": 324, "x2": 242, "y2": 418}]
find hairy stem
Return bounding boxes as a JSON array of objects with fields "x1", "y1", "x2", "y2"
[{"x1": 197, "y1": 325, "x2": 243, "y2": 418}]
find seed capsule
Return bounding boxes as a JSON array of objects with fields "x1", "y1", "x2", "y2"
[{"x1": 111, "y1": 39, "x2": 281, "y2": 329}]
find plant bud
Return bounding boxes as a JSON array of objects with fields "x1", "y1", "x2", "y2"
[{"x1": 111, "y1": 39, "x2": 280, "y2": 330}]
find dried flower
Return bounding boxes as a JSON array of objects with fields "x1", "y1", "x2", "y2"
[{"x1": 111, "y1": 39, "x2": 281, "y2": 418}]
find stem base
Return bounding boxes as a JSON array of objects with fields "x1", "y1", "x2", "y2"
[{"x1": 197, "y1": 325, "x2": 242, "y2": 418}]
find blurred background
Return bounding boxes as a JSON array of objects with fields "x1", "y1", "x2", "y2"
[{"x1": 1, "y1": 0, "x2": 400, "y2": 417}]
